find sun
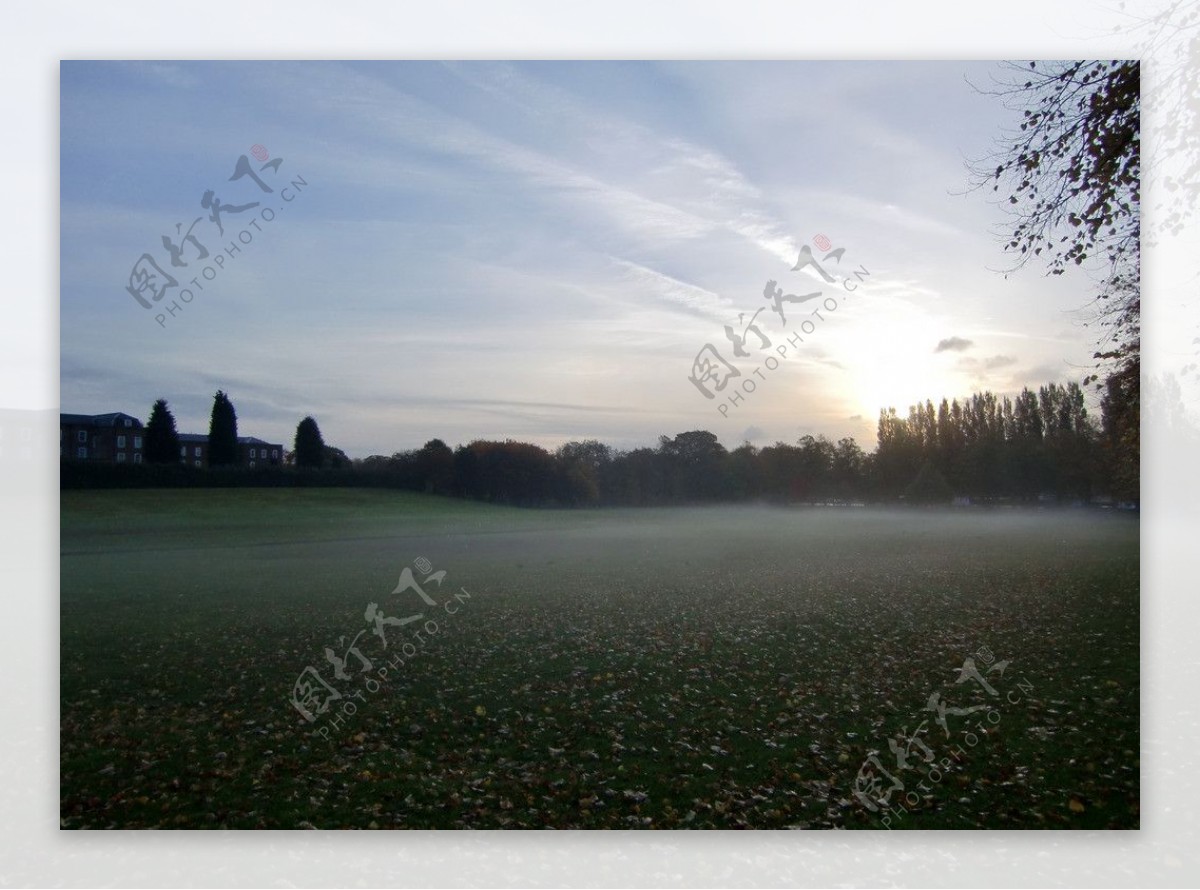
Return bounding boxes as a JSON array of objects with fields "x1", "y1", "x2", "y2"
[{"x1": 838, "y1": 321, "x2": 963, "y2": 420}]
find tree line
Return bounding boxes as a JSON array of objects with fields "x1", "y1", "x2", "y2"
[
  {"x1": 84, "y1": 379, "x2": 1133, "y2": 506},
  {"x1": 353, "y1": 380, "x2": 1134, "y2": 507},
  {"x1": 872, "y1": 382, "x2": 1124, "y2": 502}
]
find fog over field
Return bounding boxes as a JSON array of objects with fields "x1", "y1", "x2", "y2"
[{"x1": 61, "y1": 491, "x2": 1138, "y2": 829}]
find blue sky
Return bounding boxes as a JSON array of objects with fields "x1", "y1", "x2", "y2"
[{"x1": 61, "y1": 61, "x2": 1100, "y2": 457}]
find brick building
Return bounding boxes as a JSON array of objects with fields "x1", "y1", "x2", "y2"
[
  {"x1": 238, "y1": 436, "x2": 283, "y2": 467},
  {"x1": 62, "y1": 412, "x2": 282, "y2": 468},
  {"x1": 178, "y1": 433, "x2": 209, "y2": 467},
  {"x1": 59, "y1": 412, "x2": 145, "y2": 464}
]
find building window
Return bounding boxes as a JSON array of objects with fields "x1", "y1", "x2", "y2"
[
  {"x1": 117, "y1": 435, "x2": 126, "y2": 448},
  {"x1": 133, "y1": 453, "x2": 142, "y2": 464},
  {"x1": 124, "y1": 419, "x2": 132, "y2": 427},
  {"x1": 76, "y1": 446, "x2": 86, "y2": 458},
  {"x1": 77, "y1": 430, "x2": 87, "y2": 443},
  {"x1": 134, "y1": 436, "x2": 142, "y2": 449},
  {"x1": 250, "y1": 448, "x2": 257, "y2": 459},
  {"x1": 180, "y1": 445, "x2": 187, "y2": 457},
  {"x1": 194, "y1": 446, "x2": 201, "y2": 457},
  {"x1": 272, "y1": 449, "x2": 279, "y2": 459},
  {"x1": 249, "y1": 460, "x2": 256, "y2": 468},
  {"x1": 117, "y1": 452, "x2": 126, "y2": 463},
  {"x1": 194, "y1": 460, "x2": 202, "y2": 467}
]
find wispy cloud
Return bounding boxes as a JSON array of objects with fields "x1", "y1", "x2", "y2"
[
  {"x1": 59, "y1": 61, "x2": 1106, "y2": 455},
  {"x1": 610, "y1": 258, "x2": 732, "y2": 323}
]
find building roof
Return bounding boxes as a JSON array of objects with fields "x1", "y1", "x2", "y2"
[
  {"x1": 60, "y1": 412, "x2": 143, "y2": 428},
  {"x1": 64, "y1": 414, "x2": 278, "y2": 446},
  {"x1": 179, "y1": 433, "x2": 281, "y2": 446}
]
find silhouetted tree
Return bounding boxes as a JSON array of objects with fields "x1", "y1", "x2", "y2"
[
  {"x1": 972, "y1": 61, "x2": 1140, "y2": 499},
  {"x1": 144, "y1": 399, "x2": 181, "y2": 464},
  {"x1": 831, "y1": 437, "x2": 866, "y2": 500},
  {"x1": 758, "y1": 441, "x2": 804, "y2": 502},
  {"x1": 207, "y1": 390, "x2": 239, "y2": 467},
  {"x1": 658, "y1": 431, "x2": 729, "y2": 500},
  {"x1": 454, "y1": 439, "x2": 557, "y2": 505},
  {"x1": 873, "y1": 409, "x2": 920, "y2": 499},
  {"x1": 294, "y1": 416, "x2": 325, "y2": 469},
  {"x1": 452, "y1": 444, "x2": 481, "y2": 498},
  {"x1": 324, "y1": 445, "x2": 350, "y2": 469},
  {"x1": 416, "y1": 439, "x2": 455, "y2": 494},
  {"x1": 1101, "y1": 362, "x2": 1139, "y2": 501},
  {"x1": 870, "y1": 380, "x2": 1109, "y2": 502},
  {"x1": 797, "y1": 435, "x2": 837, "y2": 501},
  {"x1": 555, "y1": 440, "x2": 611, "y2": 505},
  {"x1": 727, "y1": 442, "x2": 762, "y2": 500},
  {"x1": 904, "y1": 460, "x2": 954, "y2": 504},
  {"x1": 972, "y1": 60, "x2": 1139, "y2": 374},
  {"x1": 603, "y1": 447, "x2": 666, "y2": 506}
]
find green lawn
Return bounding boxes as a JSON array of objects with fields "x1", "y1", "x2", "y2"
[{"x1": 60, "y1": 489, "x2": 1139, "y2": 829}]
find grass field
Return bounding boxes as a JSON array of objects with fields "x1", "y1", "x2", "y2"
[{"x1": 60, "y1": 489, "x2": 1139, "y2": 829}]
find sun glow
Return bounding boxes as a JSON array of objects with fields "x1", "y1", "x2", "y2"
[{"x1": 841, "y1": 319, "x2": 964, "y2": 421}]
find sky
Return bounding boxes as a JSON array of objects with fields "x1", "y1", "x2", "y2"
[{"x1": 60, "y1": 60, "x2": 1103, "y2": 458}]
